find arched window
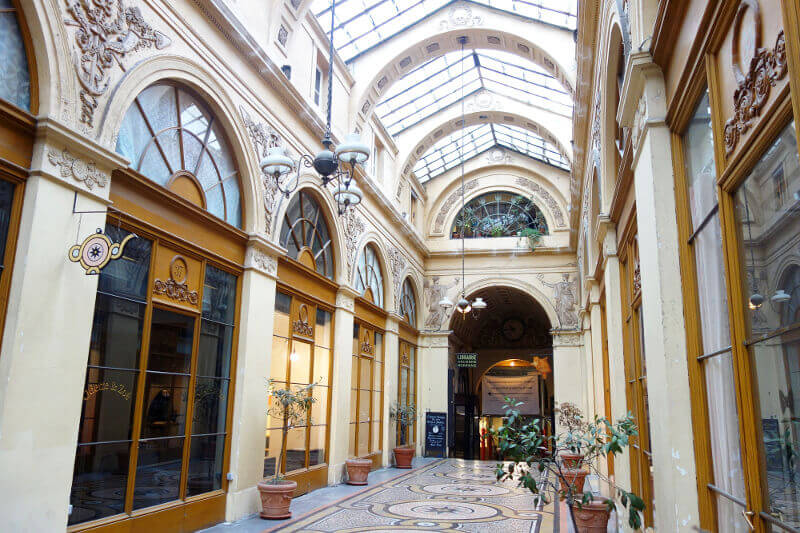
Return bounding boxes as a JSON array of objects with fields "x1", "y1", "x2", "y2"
[
  {"x1": 399, "y1": 278, "x2": 416, "y2": 328},
  {"x1": 116, "y1": 83, "x2": 242, "y2": 227},
  {"x1": 451, "y1": 191, "x2": 548, "y2": 239},
  {"x1": 355, "y1": 244, "x2": 384, "y2": 307},
  {"x1": 0, "y1": 0, "x2": 32, "y2": 111},
  {"x1": 279, "y1": 190, "x2": 334, "y2": 280}
]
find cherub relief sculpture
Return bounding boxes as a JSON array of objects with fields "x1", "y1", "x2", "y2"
[
  {"x1": 538, "y1": 272, "x2": 579, "y2": 329},
  {"x1": 424, "y1": 276, "x2": 459, "y2": 330}
]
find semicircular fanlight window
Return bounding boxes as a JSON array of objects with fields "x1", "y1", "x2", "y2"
[
  {"x1": 399, "y1": 277, "x2": 416, "y2": 328},
  {"x1": 451, "y1": 191, "x2": 548, "y2": 238},
  {"x1": 355, "y1": 244, "x2": 384, "y2": 307},
  {"x1": 279, "y1": 190, "x2": 335, "y2": 280},
  {"x1": 116, "y1": 83, "x2": 242, "y2": 228}
]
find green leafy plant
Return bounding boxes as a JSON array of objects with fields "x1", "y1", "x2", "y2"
[
  {"x1": 491, "y1": 397, "x2": 645, "y2": 530},
  {"x1": 266, "y1": 380, "x2": 316, "y2": 484},
  {"x1": 518, "y1": 227, "x2": 543, "y2": 251},
  {"x1": 390, "y1": 402, "x2": 417, "y2": 446}
]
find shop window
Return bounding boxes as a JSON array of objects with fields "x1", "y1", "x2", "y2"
[
  {"x1": 397, "y1": 341, "x2": 416, "y2": 446},
  {"x1": 69, "y1": 225, "x2": 237, "y2": 526},
  {"x1": 116, "y1": 83, "x2": 242, "y2": 228},
  {"x1": 399, "y1": 278, "x2": 416, "y2": 328},
  {"x1": 451, "y1": 191, "x2": 548, "y2": 239},
  {"x1": 279, "y1": 190, "x2": 335, "y2": 280},
  {"x1": 265, "y1": 292, "x2": 332, "y2": 479},
  {"x1": 355, "y1": 244, "x2": 384, "y2": 307},
  {"x1": 0, "y1": 0, "x2": 31, "y2": 111},
  {"x1": 734, "y1": 121, "x2": 800, "y2": 530},
  {"x1": 349, "y1": 323, "x2": 384, "y2": 460}
]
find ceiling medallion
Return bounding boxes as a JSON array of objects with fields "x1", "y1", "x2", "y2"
[{"x1": 68, "y1": 228, "x2": 136, "y2": 275}]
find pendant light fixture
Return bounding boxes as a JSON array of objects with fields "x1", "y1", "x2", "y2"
[{"x1": 261, "y1": 0, "x2": 368, "y2": 215}]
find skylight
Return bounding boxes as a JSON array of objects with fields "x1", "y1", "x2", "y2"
[
  {"x1": 312, "y1": 0, "x2": 577, "y2": 62},
  {"x1": 412, "y1": 122, "x2": 569, "y2": 183},
  {"x1": 375, "y1": 49, "x2": 572, "y2": 135}
]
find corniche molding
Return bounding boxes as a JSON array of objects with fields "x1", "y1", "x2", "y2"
[
  {"x1": 514, "y1": 177, "x2": 566, "y2": 228},
  {"x1": 240, "y1": 106, "x2": 284, "y2": 233},
  {"x1": 432, "y1": 180, "x2": 480, "y2": 234}
]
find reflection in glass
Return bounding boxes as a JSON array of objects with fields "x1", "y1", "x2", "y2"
[
  {"x1": 191, "y1": 378, "x2": 228, "y2": 435},
  {"x1": 0, "y1": 4, "x2": 31, "y2": 110},
  {"x1": 0, "y1": 180, "x2": 16, "y2": 270},
  {"x1": 186, "y1": 435, "x2": 225, "y2": 496},
  {"x1": 133, "y1": 437, "x2": 184, "y2": 510},
  {"x1": 69, "y1": 443, "x2": 130, "y2": 525}
]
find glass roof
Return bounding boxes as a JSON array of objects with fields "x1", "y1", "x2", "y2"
[
  {"x1": 375, "y1": 49, "x2": 572, "y2": 135},
  {"x1": 312, "y1": 0, "x2": 577, "y2": 62},
  {"x1": 413, "y1": 122, "x2": 569, "y2": 182}
]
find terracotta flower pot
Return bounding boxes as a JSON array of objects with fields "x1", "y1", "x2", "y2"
[
  {"x1": 257, "y1": 479, "x2": 297, "y2": 519},
  {"x1": 393, "y1": 446, "x2": 415, "y2": 469},
  {"x1": 571, "y1": 498, "x2": 611, "y2": 533},
  {"x1": 558, "y1": 468, "x2": 588, "y2": 495},
  {"x1": 560, "y1": 451, "x2": 584, "y2": 469},
  {"x1": 345, "y1": 457, "x2": 372, "y2": 485}
]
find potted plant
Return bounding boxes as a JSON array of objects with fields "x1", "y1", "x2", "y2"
[
  {"x1": 518, "y1": 227, "x2": 543, "y2": 251},
  {"x1": 390, "y1": 403, "x2": 417, "y2": 469},
  {"x1": 557, "y1": 402, "x2": 586, "y2": 470},
  {"x1": 492, "y1": 397, "x2": 645, "y2": 532},
  {"x1": 258, "y1": 381, "x2": 315, "y2": 520}
]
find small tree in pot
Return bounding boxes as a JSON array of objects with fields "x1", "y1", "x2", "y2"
[
  {"x1": 258, "y1": 381, "x2": 315, "y2": 519},
  {"x1": 390, "y1": 402, "x2": 417, "y2": 468},
  {"x1": 492, "y1": 397, "x2": 645, "y2": 532}
]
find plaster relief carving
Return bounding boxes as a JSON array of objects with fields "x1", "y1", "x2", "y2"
[
  {"x1": 343, "y1": 210, "x2": 365, "y2": 281},
  {"x1": 64, "y1": 0, "x2": 172, "y2": 127},
  {"x1": 433, "y1": 180, "x2": 480, "y2": 233},
  {"x1": 630, "y1": 95, "x2": 647, "y2": 151},
  {"x1": 387, "y1": 246, "x2": 407, "y2": 310},
  {"x1": 723, "y1": 2, "x2": 786, "y2": 156},
  {"x1": 48, "y1": 148, "x2": 108, "y2": 189},
  {"x1": 336, "y1": 291, "x2": 355, "y2": 312},
  {"x1": 246, "y1": 247, "x2": 277, "y2": 276},
  {"x1": 240, "y1": 106, "x2": 283, "y2": 233},
  {"x1": 515, "y1": 177, "x2": 566, "y2": 228},
  {"x1": 440, "y1": 3, "x2": 482, "y2": 29},
  {"x1": 552, "y1": 331, "x2": 583, "y2": 346},
  {"x1": 486, "y1": 148, "x2": 512, "y2": 164},
  {"x1": 423, "y1": 276, "x2": 459, "y2": 330},
  {"x1": 537, "y1": 273, "x2": 579, "y2": 329}
]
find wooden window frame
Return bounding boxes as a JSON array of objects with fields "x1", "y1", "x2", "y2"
[
  {"x1": 350, "y1": 319, "x2": 385, "y2": 468},
  {"x1": 397, "y1": 340, "x2": 417, "y2": 447}
]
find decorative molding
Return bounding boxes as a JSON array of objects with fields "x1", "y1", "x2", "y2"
[
  {"x1": 723, "y1": 29, "x2": 786, "y2": 155},
  {"x1": 63, "y1": 0, "x2": 172, "y2": 127},
  {"x1": 630, "y1": 95, "x2": 647, "y2": 152},
  {"x1": 240, "y1": 106, "x2": 283, "y2": 233},
  {"x1": 395, "y1": 177, "x2": 407, "y2": 199},
  {"x1": 48, "y1": 148, "x2": 108, "y2": 189},
  {"x1": 440, "y1": 3, "x2": 482, "y2": 29},
  {"x1": 245, "y1": 246, "x2": 278, "y2": 276},
  {"x1": 154, "y1": 277, "x2": 199, "y2": 305},
  {"x1": 485, "y1": 147, "x2": 512, "y2": 164},
  {"x1": 551, "y1": 330, "x2": 583, "y2": 347},
  {"x1": 387, "y1": 246, "x2": 408, "y2": 310},
  {"x1": 433, "y1": 180, "x2": 480, "y2": 233},
  {"x1": 423, "y1": 276, "x2": 459, "y2": 330},
  {"x1": 335, "y1": 291, "x2": 355, "y2": 312},
  {"x1": 292, "y1": 304, "x2": 313, "y2": 336},
  {"x1": 343, "y1": 210, "x2": 366, "y2": 282},
  {"x1": 515, "y1": 177, "x2": 566, "y2": 228},
  {"x1": 537, "y1": 273, "x2": 579, "y2": 329}
]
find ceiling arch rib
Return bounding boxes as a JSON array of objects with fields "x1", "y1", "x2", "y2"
[{"x1": 312, "y1": 0, "x2": 577, "y2": 62}]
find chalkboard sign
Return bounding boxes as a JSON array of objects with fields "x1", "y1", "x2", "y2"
[
  {"x1": 456, "y1": 352, "x2": 477, "y2": 368},
  {"x1": 425, "y1": 411, "x2": 447, "y2": 457}
]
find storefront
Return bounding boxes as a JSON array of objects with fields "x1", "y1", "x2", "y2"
[{"x1": 397, "y1": 277, "x2": 419, "y2": 448}]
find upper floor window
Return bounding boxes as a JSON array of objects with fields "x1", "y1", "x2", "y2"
[
  {"x1": 355, "y1": 244, "x2": 384, "y2": 307},
  {"x1": 399, "y1": 278, "x2": 416, "y2": 328},
  {"x1": 116, "y1": 83, "x2": 242, "y2": 227},
  {"x1": 451, "y1": 191, "x2": 548, "y2": 239},
  {"x1": 0, "y1": 0, "x2": 31, "y2": 111},
  {"x1": 279, "y1": 190, "x2": 334, "y2": 280}
]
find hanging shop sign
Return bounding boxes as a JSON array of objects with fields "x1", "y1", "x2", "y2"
[
  {"x1": 456, "y1": 352, "x2": 478, "y2": 368},
  {"x1": 425, "y1": 411, "x2": 447, "y2": 457},
  {"x1": 482, "y1": 369, "x2": 540, "y2": 415},
  {"x1": 68, "y1": 228, "x2": 136, "y2": 275}
]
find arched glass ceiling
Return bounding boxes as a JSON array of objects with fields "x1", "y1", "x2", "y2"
[
  {"x1": 413, "y1": 123, "x2": 569, "y2": 182},
  {"x1": 375, "y1": 49, "x2": 572, "y2": 135},
  {"x1": 312, "y1": 0, "x2": 577, "y2": 61}
]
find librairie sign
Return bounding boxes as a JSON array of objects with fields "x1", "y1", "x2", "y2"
[{"x1": 456, "y1": 352, "x2": 477, "y2": 368}]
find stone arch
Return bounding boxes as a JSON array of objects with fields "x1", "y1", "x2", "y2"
[
  {"x1": 352, "y1": 233, "x2": 392, "y2": 310},
  {"x1": 455, "y1": 277, "x2": 558, "y2": 332},
  {"x1": 399, "y1": 109, "x2": 572, "y2": 179},
  {"x1": 398, "y1": 271, "x2": 424, "y2": 327},
  {"x1": 353, "y1": 26, "x2": 574, "y2": 129},
  {"x1": 272, "y1": 182, "x2": 347, "y2": 286},
  {"x1": 98, "y1": 55, "x2": 261, "y2": 233},
  {"x1": 598, "y1": 8, "x2": 626, "y2": 211}
]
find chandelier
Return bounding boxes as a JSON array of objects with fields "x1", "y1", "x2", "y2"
[{"x1": 260, "y1": 0, "x2": 368, "y2": 215}]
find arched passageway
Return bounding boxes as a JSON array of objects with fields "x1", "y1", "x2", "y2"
[{"x1": 448, "y1": 286, "x2": 553, "y2": 459}]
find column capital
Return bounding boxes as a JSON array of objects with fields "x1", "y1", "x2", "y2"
[
  {"x1": 551, "y1": 329, "x2": 584, "y2": 347},
  {"x1": 418, "y1": 331, "x2": 451, "y2": 348},
  {"x1": 385, "y1": 313, "x2": 401, "y2": 333},
  {"x1": 335, "y1": 286, "x2": 359, "y2": 313},
  {"x1": 244, "y1": 234, "x2": 285, "y2": 279}
]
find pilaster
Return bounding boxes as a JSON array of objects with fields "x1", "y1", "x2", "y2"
[
  {"x1": 383, "y1": 314, "x2": 400, "y2": 465},
  {"x1": 418, "y1": 331, "x2": 450, "y2": 456},
  {"x1": 551, "y1": 328, "x2": 585, "y2": 431}
]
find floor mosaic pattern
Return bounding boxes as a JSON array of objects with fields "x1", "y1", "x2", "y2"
[{"x1": 267, "y1": 459, "x2": 548, "y2": 532}]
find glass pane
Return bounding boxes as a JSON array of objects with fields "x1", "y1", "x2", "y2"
[
  {"x1": 147, "y1": 308, "x2": 194, "y2": 374},
  {"x1": 314, "y1": 346, "x2": 330, "y2": 385},
  {"x1": 279, "y1": 191, "x2": 334, "y2": 279},
  {"x1": 186, "y1": 434, "x2": 224, "y2": 496},
  {"x1": 137, "y1": 85, "x2": 177, "y2": 135},
  {"x1": 315, "y1": 309, "x2": 331, "y2": 348},
  {"x1": 284, "y1": 426, "x2": 307, "y2": 472},
  {"x1": 179, "y1": 90, "x2": 211, "y2": 143},
  {"x1": 358, "y1": 422, "x2": 369, "y2": 456},
  {"x1": 308, "y1": 426, "x2": 326, "y2": 467},
  {"x1": 289, "y1": 342, "x2": 311, "y2": 384},
  {"x1": 373, "y1": 389, "x2": 383, "y2": 420},
  {"x1": 0, "y1": 179, "x2": 13, "y2": 265},
  {"x1": 360, "y1": 358, "x2": 371, "y2": 391},
  {"x1": 223, "y1": 175, "x2": 241, "y2": 228},
  {"x1": 202, "y1": 265, "x2": 237, "y2": 324},
  {"x1": 137, "y1": 144, "x2": 171, "y2": 186},
  {"x1": 372, "y1": 420, "x2": 381, "y2": 452},
  {"x1": 117, "y1": 106, "x2": 151, "y2": 169},
  {"x1": 694, "y1": 216, "x2": 730, "y2": 355},
  {"x1": 374, "y1": 332, "x2": 383, "y2": 362},
  {"x1": 266, "y1": 381, "x2": 286, "y2": 429},
  {"x1": 264, "y1": 429, "x2": 279, "y2": 478},
  {"x1": 348, "y1": 424, "x2": 356, "y2": 457},
  {"x1": 350, "y1": 388, "x2": 357, "y2": 422},
  {"x1": 197, "y1": 321, "x2": 233, "y2": 378},
  {"x1": 359, "y1": 389, "x2": 371, "y2": 422},
  {"x1": 274, "y1": 292, "x2": 291, "y2": 338},
  {"x1": 88, "y1": 294, "x2": 145, "y2": 370},
  {"x1": 78, "y1": 367, "x2": 137, "y2": 444},
  {"x1": 310, "y1": 385, "x2": 328, "y2": 426},
  {"x1": 98, "y1": 226, "x2": 152, "y2": 300},
  {"x1": 155, "y1": 129, "x2": 181, "y2": 174},
  {"x1": 373, "y1": 361, "x2": 383, "y2": 391},
  {"x1": 133, "y1": 437, "x2": 184, "y2": 510},
  {"x1": 0, "y1": 8, "x2": 31, "y2": 110},
  {"x1": 271, "y1": 337, "x2": 288, "y2": 383},
  {"x1": 140, "y1": 373, "x2": 189, "y2": 438},
  {"x1": 684, "y1": 90, "x2": 717, "y2": 229},
  {"x1": 351, "y1": 355, "x2": 359, "y2": 387},
  {"x1": 69, "y1": 443, "x2": 130, "y2": 525},
  {"x1": 191, "y1": 378, "x2": 229, "y2": 435}
]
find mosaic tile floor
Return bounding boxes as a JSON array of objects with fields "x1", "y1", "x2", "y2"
[{"x1": 265, "y1": 459, "x2": 551, "y2": 533}]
